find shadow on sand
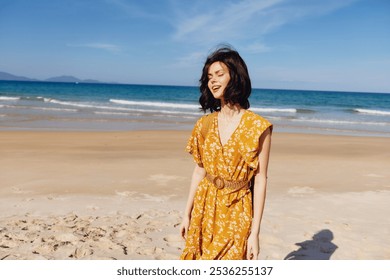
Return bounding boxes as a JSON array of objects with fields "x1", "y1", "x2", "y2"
[{"x1": 284, "y1": 229, "x2": 338, "y2": 260}]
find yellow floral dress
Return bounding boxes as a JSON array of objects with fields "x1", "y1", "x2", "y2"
[{"x1": 180, "y1": 110, "x2": 272, "y2": 260}]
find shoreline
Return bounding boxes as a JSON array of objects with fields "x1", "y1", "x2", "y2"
[
  {"x1": 1, "y1": 122, "x2": 390, "y2": 138},
  {"x1": 1, "y1": 130, "x2": 389, "y2": 259}
]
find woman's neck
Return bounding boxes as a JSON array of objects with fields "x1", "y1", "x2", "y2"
[{"x1": 219, "y1": 101, "x2": 243, "y2": 119}]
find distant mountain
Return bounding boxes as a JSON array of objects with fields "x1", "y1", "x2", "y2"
[
  {"x1": 0, "y1": 71, "x2": 37, "y2": 81},
  {"x1": 45, "y1": 75, "x2": 82, "y2": 83},
  {"x1": 45, "y1": 75, "x2": 100, "y2": 83},
  {"x1": 0, "y1": 71, "x2": 100, "y2": 84}
]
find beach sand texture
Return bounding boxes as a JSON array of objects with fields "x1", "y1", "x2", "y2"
[{"x1": 0, "y1": 131, "x2": 389, "y2": 260}]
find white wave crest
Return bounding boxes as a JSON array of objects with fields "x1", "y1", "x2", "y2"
[
  {"x1": 44, "y1": 98, "x2": 201, "y2": 116},
  {"x1": 46, "y1": 99, "x2": 128, "y2": 111},
  {"x1": 354, "y1": 108, "x2": 390, "y2": 116},
  {"x1": 35, "y1": 107, "x2": 78, "y2": 112},
  {"x1": 110, "y1": 99, "x2": 199, "y2": 109},
  {"x1": 126, "y1": 108, "x2": 201, "y2": 116},
  {"x1": 0, "y1": 96, "x2": 20, "y2": 101},
  {"x1": 251, "y1": 107, "x2": 297, "y2": 113}
]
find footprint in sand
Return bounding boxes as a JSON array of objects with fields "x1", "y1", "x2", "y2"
[
  {"x1": 135, "y1": 247, "x2": 154, "y2": 255},
  {"x1": 72, "y1": 246, "x2": 94, "y2": 259},
  {"x1": 86, "y1": 205, "x2": 100, "y2": 211},
  {"x1": 11, "y1": 187, "x2": 32, "y2": 194},
  {"x1": 288, "y1": 186, "x2": 315, "y2": 195},
  {"x1": 46, "y1": 195, "x2": 65, "y2": 201},
  {"x1": 140, "y1": 193, "x2": 169, "y2": 202},
  {"x1": 0, "y1": 238, "x2": 20, "y2": 249},
  {"x1": 342, "y1": 222, "x2": 352, "y2": 231},
  {"x1": 55, "y1": 233, "x2": 79, "y2": 243},
  {"x1": 163, "y1": 234, "x2": 183, "y2": 248},
  {"x1": 115, "y1": 191, "x2": 137, "y2": 197}
]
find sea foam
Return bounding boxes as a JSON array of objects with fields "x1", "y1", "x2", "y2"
[
  {"x1": 0, "y1": 96, "x2": 20, "y2": 101},
  {"x1": 110, "y1": 99, "x2": 199, "y2": 109},
  {"x1": 251, "y1": 107, "x2": 297, "y2": 113},
  {"x1": 354, "y1": 108, "x2": 390, "y2": 116}
]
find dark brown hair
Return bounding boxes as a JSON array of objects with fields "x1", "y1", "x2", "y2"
[{"x1": 199, "y1": 46, "x2": 251, "y2": 112}]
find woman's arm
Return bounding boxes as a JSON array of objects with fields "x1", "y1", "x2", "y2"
[
  {"x1": 246, "y1": 127, "x2": 272, "y2": 259},
  {"x1": 180, "y1": 164, "x2": 206, "y2": 240}
]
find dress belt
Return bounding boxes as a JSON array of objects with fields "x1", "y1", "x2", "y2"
[{"x1": 205, "y1": 173, "x2": 250, "y2": 190}]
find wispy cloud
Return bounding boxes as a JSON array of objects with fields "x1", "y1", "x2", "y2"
[
  {"x1": 172, "y1": 0, "x2": 283, "y2": 43},
  {"x1": 244, "y1": 42, "x2": 272, "y2": 53},
  {"x1": 170, "y1": 0, "x2": 359, "y2": 46},
  {"x1": 170, "y1": 51, "x2": 206, "y2": 68},
  {"x1": 67, "y1": 43, "x2": 121, "y2": 53}
]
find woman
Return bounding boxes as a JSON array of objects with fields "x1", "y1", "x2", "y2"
[{"x1": 180, "y1": 46, "x2": 272, "y2": 260}]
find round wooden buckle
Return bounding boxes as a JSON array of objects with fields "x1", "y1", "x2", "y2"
[{"x1": 213, "y1": 176, "x2": 224, "y2": 189}]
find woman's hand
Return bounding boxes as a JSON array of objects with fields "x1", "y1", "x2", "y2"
[
  {"x1": 180, "y1": 215, "x2": 190, "y2": 240},
  {"x1": 246, "y1": 232, "x2": 260, "y2": 260}
]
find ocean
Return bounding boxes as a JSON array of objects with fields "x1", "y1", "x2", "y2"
[{"x1": 1, "y1": 81, "x2": 390, "y2": 137}]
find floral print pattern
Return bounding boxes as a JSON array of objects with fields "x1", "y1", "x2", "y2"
[{"x1": 180, "y1": 110, "x2": 272, "y2": 260}]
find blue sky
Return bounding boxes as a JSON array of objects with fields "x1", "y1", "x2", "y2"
[{"x1": 0, "y1": 0, "x2": 389, "y2": 93}]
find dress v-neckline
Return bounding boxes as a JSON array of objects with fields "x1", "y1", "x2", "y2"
[{"x1": 216, "y1": 110, "x2": 247, "y2": 147}]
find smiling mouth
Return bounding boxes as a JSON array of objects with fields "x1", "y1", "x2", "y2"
[{"x1": 212, "y1": 85, "x2": 221, "y2": 91}]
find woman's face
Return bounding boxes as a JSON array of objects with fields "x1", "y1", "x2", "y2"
[{"x1": 207, "y1": 61, "x2": 231, "y2": 100}]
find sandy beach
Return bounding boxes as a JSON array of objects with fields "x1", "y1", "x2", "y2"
[{"x1": 0, "y1": 130, "x2": 389, "y2": 260}]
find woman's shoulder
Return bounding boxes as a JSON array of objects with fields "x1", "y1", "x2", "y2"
[
  {"x1": 195, "y1": 112, "x2": 217, "y2": 125},
  {"x1": 244, "y1": 110, "x2": 271, "y2": 124},
  {"x1": 243, "y1": 110, "x2": 273, "y2": 135},
  {"x1": 192, "y1": 112, "x2": 217, "y2": 134}
]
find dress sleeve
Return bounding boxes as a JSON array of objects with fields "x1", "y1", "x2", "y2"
[
  {"x1": 185, "y1": 116, "x2": 206, "y2": 167},
  {"x1": 239, "y1": 114, "x2": 273, "y2": 171}
]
